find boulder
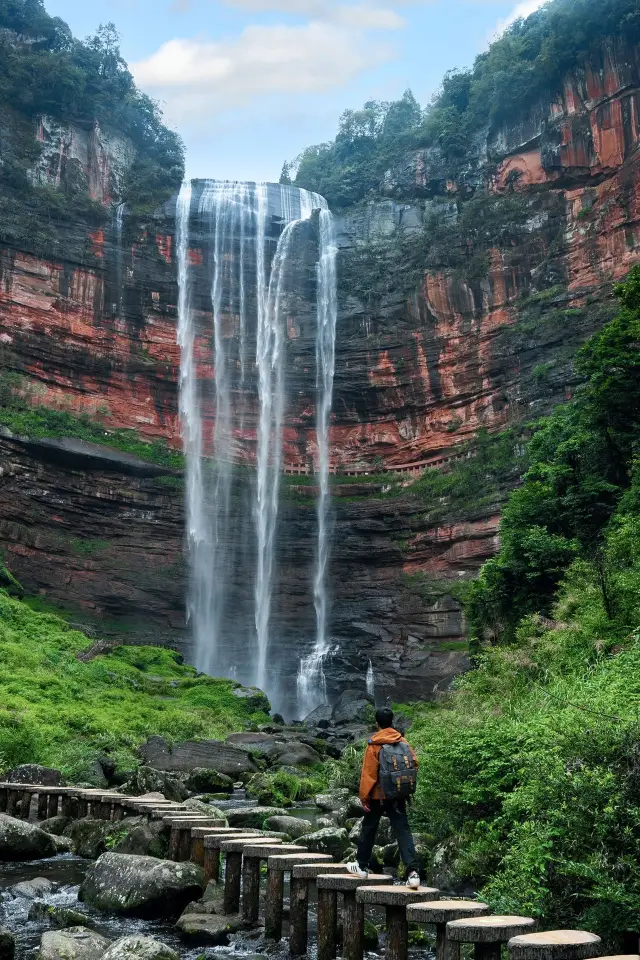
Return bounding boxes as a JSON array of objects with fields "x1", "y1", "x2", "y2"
[
  {"x1": 0, "y1": 928, "x2": 14, "y2": 960},
  {"x1": 63, "y1": 818, "x2": 125, "y2": 859},
  {"x1": 0, "y1": 814, "x2": 56, "y2": 861},
  {"x1": 28, "y1": 904, "x2": 95, "y2": 930},
  {"x1": 139, "y1": 736, "x2": 259, "y2": 777},
  {"x1": 303, "y1": 703, "x2": 333, "y2": 726},
  {"x1": 346, "y1": 796, "x2": 364, "y2": 819},
  {"x1": 225, "y1": 732, "x2": 280, "y2": 758},
  {"x1": 182, "y1": 798, "x2": 225, "y2": 818},
  {"x1": 272, "y1": 742, "x2": 322, "y2": 768},
  {"x1": 39, "y1": 816, "x2": 73, "y2": 836},
  {"x1": 184, "y1": 768, "x2": 233, "y2": 794},
  {"x1": 315, "y1": 790, "x2": 349, "y2": 811},
  {"x1": 332, "y1": 690, "x2": 372, "y2": 726},
  {"x1": 175, "y1": 913, "x2": 246, "y2": 944},
  {"x1": 10, "y1": 877, "x2": 53, "y2": 899},
  {"x1": 263, "y1": 816, "x2": 312, "y2": 839},
  {"x1": 111, "y1": 821, "x2": 168, "y2": 859},
  {"x1": 51, "y1": 835, "x2": 74, "y2": 854},
  {"x1": 79, "y1": 852, "x2": 204, "y2": 918},
  {"x1": 348, "y1": 817, "x2": 393, "y2": 846},
  {"x1": 3, "y1": 765, "x2": 62, "y2": 786},
  {"x1": 121, "y1": 767, "x2": 187, "y2": 803},
  {"x1": 102, "y1": 936, "x2": 179, "y2": 960},
  {"x1": 226, "y1": 806, "x2": 287, "y2": 829},
  {"x1": 303, "y1": 827, "x2": 350, "y2": 860},
  {"x1": 231, "y1": 685, "x2": 270, "y2": 713},
  {"x1": 316, "y1": 817, "x2": 334, "y2": 829},
  {"x1": 38, "y1": 927, "x2": 110, "y2": 960}
]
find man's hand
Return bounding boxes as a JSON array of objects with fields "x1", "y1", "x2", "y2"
[{"x1": 363, "y1": 802, "x2": 371, "y2": 813}]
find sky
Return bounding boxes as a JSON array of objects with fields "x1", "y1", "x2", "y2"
[{"x1": 43, "y1": 0, "x2": 546, "y2": 182}]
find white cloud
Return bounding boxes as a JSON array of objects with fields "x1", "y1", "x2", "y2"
[
  {"x1": 494, "y1": 0, "x2": 546, "y2": 37},
  {"x1": 133, "y1": 19, "x2": 395, "y2": 123}
]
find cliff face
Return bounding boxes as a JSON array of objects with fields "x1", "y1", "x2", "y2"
[{"x1": 1, "y1": 37, "x2": 640, "y2": 704}]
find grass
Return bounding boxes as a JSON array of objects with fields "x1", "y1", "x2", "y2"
[{"x1": 0, "y1": 590, "x2": 268, "y2": 782}]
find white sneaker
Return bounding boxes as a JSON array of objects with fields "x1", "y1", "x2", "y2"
[
  {"x1": 346, "y1": 861, "x2": 369, "y2": 879},
  {"x1": 406, "y1": 872, "x2": 420, "y2": 890}
]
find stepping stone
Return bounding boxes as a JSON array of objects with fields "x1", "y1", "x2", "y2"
[
  {"x1": 290, "y1": 864, "x2": 362, "y2": 957},
  {"x1": 407, "y1": 900, "x2": 490, "y2": 960},
  {"x1": 203, "y1": 833, "x2": 265, "y2": 883},
  {"x1": 190, "y1": 827, "x2": 245, "y2": 866},
  {"x1": 240, "y1": 843, "x2": 290, "y2": 923},
  {"x1": 264, "y1": 851, "x2": 325, "y2": 942},
  {"x1": 508, "y1": 931, "x2": 602, "y2": 960},
  {"x1": 219, "y1": 837, "x2": 287, "y2": 914},
  {"x1": 317, "y1": 874, "x2": 393, "y2": 960},
  {"x1": 167, "y1": 818, "x2": 227, "y2": 861},
  {"x1": 448, "y1": 915, "x2": 536, "y2": 960},
  {"x1": 356, "y1": 885, "x2": 440, "y2": 960}
]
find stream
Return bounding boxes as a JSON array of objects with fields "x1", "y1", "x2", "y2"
[{"x1": 0, "y1": 855, "x2": 436, "y2": 960}]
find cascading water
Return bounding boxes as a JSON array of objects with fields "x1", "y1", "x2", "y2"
[
  {"x1": 177, "y1": 179, "x2": 336, "y2": 711},
  {"x1": 296, "y1": 207, "x2": 338, "y2": 718},
  {"x1": 113, "y1": 202, "x2": 125, "y2": 319},
  {"x1": 366, "y1": 659, "x2": 375, "y2": 698}
]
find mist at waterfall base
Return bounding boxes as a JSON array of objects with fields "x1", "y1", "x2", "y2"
[{"x1": 176, "y1": 180, "x2": 338, "y2": 719}]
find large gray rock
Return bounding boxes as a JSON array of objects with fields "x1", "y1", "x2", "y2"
[
  {"x1": 263, "y1": 816, "x2": 312, "y2": 839},
  {"x1": 3, "y1": 765, "x2": 62, "y2": 786},
  {"x1": 272, "y1": 742, "x2": 322, "y2": 768},
  {"x1": 184, "y1": 768, "x2": 233, "y2": 794},
  {"x1": 0, "y1": 814, "x2": 56, "y2": 861},
  {"x1": 139, "y1": 737, "x2": 258, "y2": 777},
  {"x1": 303, "y1": 703, "x2": 333, "y2": 726},
  {"x1": 332, "y1": 690, "x2": 372, "y2": 725},
  {"x1": 303, "y1": 827, "x2": 350, "y2": 860},
  {"x1": 226, "y1": 806, "x2": 287, "y2": 829},
  {"x1": 225, "y1": 732, "x2": 280, "y2": 757},
  {"x1": 10, "y1": 877, "x2": 53, "y2": 899},
  {"x1": 28, "y1": 903, "x2": 95, "y2": 930},
  {"x1": 315, "y1": 790, "x2": 349, "y2": 811},
  {"x1": 176, "y1": 913, "x2": 246, "y2": 944},
  {"x1": 121, "y1": 767, "x2": 187, "y2": 803},
  {"x1": 0, "y1": 927, "x2": 14, "y2": 960},
  {"x1": 38, "y1": 927, "x2": 110, "y2": 960},
  {"x1": 79, "y1": 852, "x2": 204, "y2": 918},
  {"x1": 63, "y1": 818, "x2": 125, "y2": 859},
  {"x1": 182, "y1": 799, "x2": 225, "y2": 818},
  {"x1": 102, "y1": 936, "x2": 178, "y2": 960},
  {"x1": 111, "y1": 821, "x2": 168, "y2": 859},
  {"x1": 39, "y1": 816, "x2": 73, "y2": 836}
]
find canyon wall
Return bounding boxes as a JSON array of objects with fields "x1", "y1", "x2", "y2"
[{"x1": 1, "y1": 37, "x2": 640, "y2": 704}]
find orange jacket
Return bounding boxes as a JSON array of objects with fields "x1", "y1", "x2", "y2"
[{"x1": 359, "y1": 728, "x2": 419, "y2": 805}]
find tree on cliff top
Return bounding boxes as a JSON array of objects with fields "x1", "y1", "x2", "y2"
[{"x1": 292, "y1": 0, "x2": 640, "y2": 206}]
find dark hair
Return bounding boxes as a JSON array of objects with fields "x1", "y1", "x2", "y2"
[{"x1": 375, "y1": 707, "x2": 394, "y2": 729}]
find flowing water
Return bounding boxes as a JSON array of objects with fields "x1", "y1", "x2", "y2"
[
  {"x1": 366, "y1": 659, "x2": 375, "y2": 698},
  {"x1": 177, "y1": 181, "x2": 338, "y2": 714}
]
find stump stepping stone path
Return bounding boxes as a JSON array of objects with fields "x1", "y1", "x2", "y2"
[
  {"x1": 240, "y1": 842, "x2": 296, "y2": 923},
  {"x1": 317, "y1": 873, "x2": 393, "y2": 960},
  {"x1": 507, "y1": 931, "x2": 602, "y2": 960},
  {"x1": 260, "y1": 849, "x2": 321, "y2": 940},
  {"x1": 448, "y1": 916, "x2": 536, "y2": 960},
  {"x1": 203, "y1": 832, "x2": 265, "y2": 882},
  {"x1": 290, "y1": 864, "x2": 363, "y2": 958},
  {"x1": 220, "y1": 837, "x2": 294, "y2": 915},
  {"x1": 407, "y1": 900, "x2": 490, "y2": 960},
  {"x1": 164, "y1": 817, "x2": 227, "y2": 861},
  {"x1": 356, "y1": 885, "x2": 440, "y2": 960},
  {"x1": 190, "y1": 827, "x2": 245, "y2": 865}
]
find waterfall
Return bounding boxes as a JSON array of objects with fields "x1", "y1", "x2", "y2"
[
  {"x1": 296, "y1": 207, "x2": 338, "y2": 718},
  {"x1": 114, "y1": 202, "x2": 125, "y2": 319},
  {"x1": 177, "y1": 179, "x2": 334, "y2": 710},
  {"x1": 366, "y1": 659, "x2": 375, "y2": 698}
]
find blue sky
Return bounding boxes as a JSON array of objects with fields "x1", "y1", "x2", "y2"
[{"x1": 45, "y1": 0, "x2": 545, "y2": 182}]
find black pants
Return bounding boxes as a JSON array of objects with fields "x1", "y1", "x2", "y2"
[{"x1": 356, "y1": 799, "x2": 419, "y2": 874}]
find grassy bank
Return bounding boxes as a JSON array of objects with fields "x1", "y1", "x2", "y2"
[{"x1": 0, "y1": 590, "x2": 267, "y2": 782}]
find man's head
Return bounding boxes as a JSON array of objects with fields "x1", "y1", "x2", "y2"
[{"x1": 375, "y1": 707, "x2": 394, "y2": 730}]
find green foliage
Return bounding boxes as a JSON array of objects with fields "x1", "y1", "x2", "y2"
[
  {"x1": 291, "y1": 0, "x2": 640, "y2": 206},
  {"x1": 0, "y1": 589, "x2": 263, "y2": 780},
  {"x1": 246, "y1": 769, "x2": 324, "y2": 807},
  {"x1": 468, "y1": 268, "x2": 640, "y2": 643},
  {"x1": 0, "y1": 397, "x2": 184, "y2": 470}
]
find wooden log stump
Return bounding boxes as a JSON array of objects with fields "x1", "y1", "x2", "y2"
[
  {"x1": 0, "y1": 786, "x2": 7, "y2": 812},
  {"x1": 343, "y1": 890, "x2": 365, "y2": 960},
  {"x1": 224, "y1": 851, "x2": 243, "y2": 914},
  {"x1": 190, "y1": 828, "x2": 242, "y2": 866},
  {"x1": 318, "y1": 886, "x2": 339, "y2": 960},
  {"x1": 290, "y1": 864, "x2": 351, "y2": 958},
  {"x1": 76, "y1": 797, "x2": 88, "y2": 818},
  {"x1": 448, "y1": 916, "x2": 535, "y2": 960},
  {"x1": 21, "y1": 790, "x2": 32, "y2": 818},
  {"x1": 508, "y1": 930, "x2": 601, "y2": 960},
  {"x1": 264, "y1": 851, "x2": 325, "y2": 943},
  {"x1": 317, "y1": 873, "x2": 392, "y2": 960},
  {"x1": 240, "y1": 843, "x2": 287, "y2": 923},
  {"x1": 37, "y1": 791, "x2": 49, "y2": 820},
  {"x1": 356, "y1": 884, "x2": 440, "y2": 960},
  {"x1": 6, "y1": 789, "x2": 19, "y2": 817},
  {"x1": 407, "y1": 900, "x2": 490, "y2": 960},
  {"x1": 61, "y1": 795, "x2": 76, "y2": 819}
]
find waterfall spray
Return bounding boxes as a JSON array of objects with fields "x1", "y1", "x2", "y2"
[{"x1": 366, "y1": 659, "x2": 375, "y2": 698}]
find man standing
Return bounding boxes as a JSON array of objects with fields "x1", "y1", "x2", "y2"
[{"x1": 346, "y1": 706, "x2": 421, "y2": 888}]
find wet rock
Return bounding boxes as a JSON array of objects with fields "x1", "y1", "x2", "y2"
[
  {"x1": 184, "y1": 768, "x2": 233, "y2": 794},
  {"x1": 303, "y1": 827, "x2": 350, "y2": 860},
  {"x1": 175, "y1": 913, "x2": 246, "y2": 944},
  {"x1": 316, "y1": 817, "x2": 334, "y2": 829},
  {"x1": 0, "y1": 814, "x2": 56, "y2": 861},
  {"x1": 226, "y1": 806, "x2": 287, "y2": 829},
  {"x1": 182, "y1": 798, "x2": 225, "y2": 818},
  {"x1": 225, "y1": 733, "x2": 280, "y2": 758},
  {"x1": 346, "y1": 796, "x2": 364, "y2": 819},
  {"x1": 3, "y1": 765, "x2": 62, "y2": 786},
  {"x1": 79, "y1": 852, "x2": 205, "y2": 918},
  {"x1": 382, "y1": 842, "x2": 400, "y2": 866},
  {"x1": 303, "y1": 703, "x2": 334, "y2": 726},
  {"x1": 111, "y1": 821, "x2": 168, "y2": 859},
  {"x1": 121, "y1": 767, "x2": 187, "y2": 803},
  {"x1": 139, "y1": 736, "x2": 259, "y2": 777},
  {"x1": 332, "y1": 690, "x2": 372, "y2": 726},
  {"x1": 272, "y1": 713, "x2": 285, "y2": 725},
  {"x1": 38, "y1": 926, "x2": 110, "y2": 960},
  {"x1": 231, "y1": 686, "x2": 270, "y2": 713},
  {"x1": 39, "y1": 816, "x2": 73, "y2": 836},
  {"x1": 28, "y1": 904, "x2": 95, "y2": 930},
  {"x1": 272, "y1": 742, "x2": 322, "y2": 768},
  {"x1": 50, "y1": 835, "x2": 74, "y2": 854},
  {"x1": 102, "y1": 936, "x2": 179, "y2": 959},
  {"x1": 263, "y1": 816, "x2": 312, "y2": 839},
  {"x1": 63, "y1": 818, "x2": 127, "y2": 859},
  {"x1": 0, "y1": 927, "x2": 14, "y2": 960},
  {"x1": 10, "y1": 877, "x2": 53, "y2": 899},
  {"x1": 348, "y1": 817, "x2": 393, "y2": 846},
  {"x1": 315, "y1": 790, "x2": 349, "y2": 811}
]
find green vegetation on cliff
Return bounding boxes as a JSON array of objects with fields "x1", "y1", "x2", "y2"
[
  {"x1": 393, "y1": 269, "x2": 640, "y2": 942},
  {"x1": 0, "y1": 0, "x2": 184, "y2": 256},
  {"x1": 0, "y1": 589, "x2": 267, "y2": 782},
  {"x1": 290, "y1": 0, "x2": 640, "y2": 206}
]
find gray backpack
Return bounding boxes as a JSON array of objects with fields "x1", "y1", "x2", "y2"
[{"x1": 377, "y1": 740, "x2": 418, "y2": 799}]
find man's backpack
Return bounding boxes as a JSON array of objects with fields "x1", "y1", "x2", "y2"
[{"x1": 378, "y1": 741, "x2": 418, "y2": 799}]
